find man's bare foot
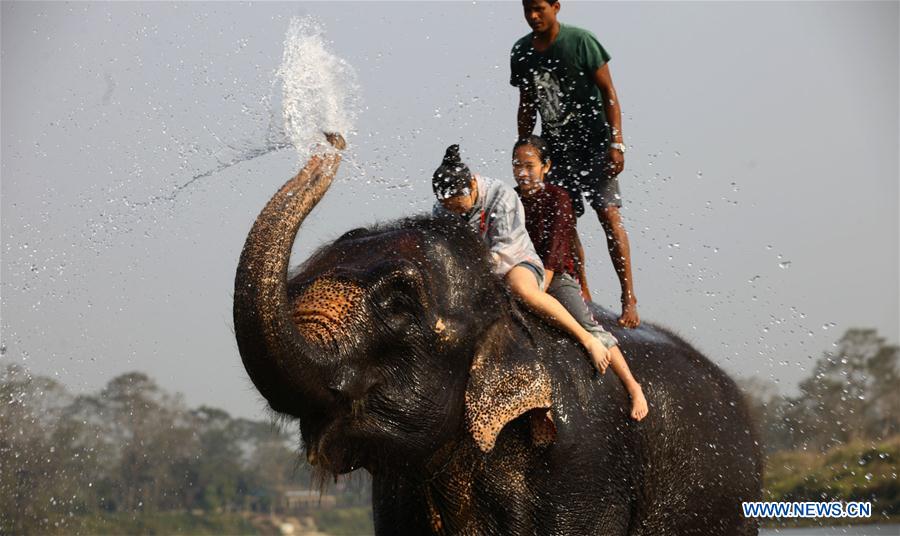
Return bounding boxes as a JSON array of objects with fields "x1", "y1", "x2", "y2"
[
  {"x1": 619, "y1": 301, "x2": 641, "y2": 328},
  {"x1": 628, "y1": 383, "x2": 649, "y2": 421},
  {"x1": 618, "y1": 299, "x2": 640, "y2": 328}
]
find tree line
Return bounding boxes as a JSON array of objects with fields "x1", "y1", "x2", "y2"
[
  {"x1": 740, "y1": 328, "x2": 900, "y2": 453},
  {"x1": 2, "y1": 327, "x2": 897, "y2": 533},
  {"x1": 0, "y1": 367, "x2": 369, "y2": 534}
]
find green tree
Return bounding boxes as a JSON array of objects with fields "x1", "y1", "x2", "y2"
[
  {"x1": 0, "y1": 364, "x2": 102, "y2": 534},
  {"x1": 738, "y1": 376, "x2": 794, "y2": 453},
  {"x1": 185, "y1": 406, "x2": 245, "y2": 512},
  {"x1": 0, "y1": 364, "x2": 378, "y2": 532},
  {"x1": 864, "y1": 340, "x2": 900, "y2": 439},
  {"x1": 94, "y1": 372, "x2": 198, "y2": 512},
  {"x1": 779, "y1": 329, "x2": 899, "y2": 452}
]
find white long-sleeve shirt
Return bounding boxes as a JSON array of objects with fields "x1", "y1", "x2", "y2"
[{"x1": 433, "y1": 175, "x2": 545, "y2": 283}]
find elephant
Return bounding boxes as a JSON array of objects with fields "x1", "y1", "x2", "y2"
[{"x1": 233, "y1": 134, "x2": 762, "y2": 535}]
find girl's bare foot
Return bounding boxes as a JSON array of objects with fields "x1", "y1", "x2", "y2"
[
  {"x1": 585, "y1": 338, "x2": 610, "y2": 375},
  {"x1": 628, "y1": 383, "x2": 649, "y2": 421}
]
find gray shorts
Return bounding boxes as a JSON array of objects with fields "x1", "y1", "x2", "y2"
[
  {"x1": 545, "y1": 138, "x2": 623, "y2": 218},
  {"x1": 518, "y1": 261, "x2": 545, "y2": 289},
  {"x1": 547, "y1": 273, "x2": 619, "y2": 349}
]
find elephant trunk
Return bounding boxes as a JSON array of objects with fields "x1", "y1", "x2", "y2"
[{"x1": 233, "y1": 134, "x2": 346, "y2": 413}]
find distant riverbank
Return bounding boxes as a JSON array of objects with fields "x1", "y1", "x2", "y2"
[
  {"x1": 763, "y1": 435, "x2": 899, "y2": 527},
  {"x1": 753, "y1": 435, "x2": 899, "y2": 535}
]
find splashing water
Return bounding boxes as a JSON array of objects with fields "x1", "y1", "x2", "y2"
[
  {"x1": 54, "y1": 14, "x2": 362, "y2": 280},
  {"x1": 187, "y1": 16, "x2": 359, "y2": 183},
  {"x1": 129, "y1": 16, "x2": 360, "y2": 207},
  {"x1": 276, "y1": 16, "x2": 360, "y2": 161}
]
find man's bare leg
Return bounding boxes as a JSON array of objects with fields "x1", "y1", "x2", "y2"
[
  {"x1": 596, "y1": 205, "x2": 640, "y2": 328},
  {"x1": 571, "y1": 233, "x2": 593, "y2": 303}
]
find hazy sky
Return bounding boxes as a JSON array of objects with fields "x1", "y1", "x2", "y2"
[{"x1": 2, "y1": 1, "x2": 898, "y2": 420}]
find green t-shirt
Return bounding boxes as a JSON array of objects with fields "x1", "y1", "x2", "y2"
[{"x1": 510, "y1": 24, "x2": 612, "y2": 147}]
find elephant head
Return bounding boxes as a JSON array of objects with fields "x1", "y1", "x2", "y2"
[{"x1": 234, "y1": 135, "x2": 554, "y2": 476}]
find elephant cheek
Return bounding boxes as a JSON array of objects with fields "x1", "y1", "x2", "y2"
[{"x1": 292, "y1": 277, "x2": 365, "y2": 344}]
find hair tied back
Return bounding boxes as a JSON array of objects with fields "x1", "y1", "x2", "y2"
[{"x1": 442, "y1": 144, "x2": 462, "y2": 166}]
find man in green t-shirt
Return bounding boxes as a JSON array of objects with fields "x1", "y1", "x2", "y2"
[{"x1": 510, "y1": 0, "x2": 640, "y2": 328}]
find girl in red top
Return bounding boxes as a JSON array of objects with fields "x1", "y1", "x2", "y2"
[{"x1": 514, "y1": 135, "x2": 648, "y2": 421}]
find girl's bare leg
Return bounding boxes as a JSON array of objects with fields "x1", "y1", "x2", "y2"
[
  {"x1": 607, "y1": 345, "x2": 648, "y2": 420},
  {"x1": 506, "y1": 266, "x2": 611, "y2": 373}
]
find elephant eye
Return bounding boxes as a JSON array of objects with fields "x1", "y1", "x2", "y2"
[
  {"x1": 368, "y1": 263, "x2": 425, "y2": 331},
  {"x1": 380, "y1": 294, "x2": 411, "y2": 316},
  {"x1": 375, "y1": 293, "x2": 419, "y2": 333}
]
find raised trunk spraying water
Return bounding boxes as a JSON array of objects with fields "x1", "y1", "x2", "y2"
[{"x1": 233, "y1": 134, "x2": 345, "y2": 413}]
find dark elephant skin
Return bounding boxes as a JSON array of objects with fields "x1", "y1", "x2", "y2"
[{"x1": 234, "y1": 137, "x2": 762, "y2": 535}]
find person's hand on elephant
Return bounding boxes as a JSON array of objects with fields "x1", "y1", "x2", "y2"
[{"x1": 585, "y1": 337, "x2": 610, "y2": 375}]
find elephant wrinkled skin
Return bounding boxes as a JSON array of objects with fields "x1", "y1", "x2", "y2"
[{"x1": 233, "y1": 136, "x2": 762, "y2": 535}]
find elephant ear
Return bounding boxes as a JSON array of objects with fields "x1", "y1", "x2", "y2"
[{"x1": 465, "y1": 320, "x2": 556, "y2": 453}]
